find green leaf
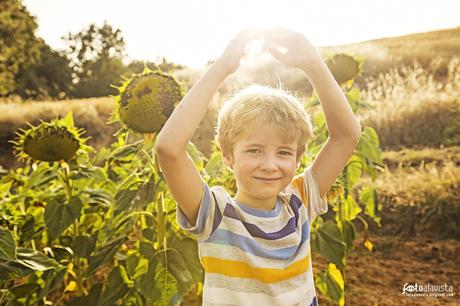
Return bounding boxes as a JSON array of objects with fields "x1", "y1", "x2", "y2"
[
  {"x1": 142, "y1": 228, "x2": 155, "y2": 241},
  {"x1": 339, "y1": 194, "x2": 362, "y2": 222},
  {"x1": 169, "y1": 237, "x2": 203, "y2": 282},
  {"x1": 139, "y1": 241, "x2": 155, "y2": 260},
  {"x1": 85, "y1": 236, "x2": 127, "y2": 276},
  {"x1": 70, "y1": 165, "x2": 107, "y2": 181},
  {"x1": 98, "y1": 266, "x2": 130, "y2": 305},
  {"x1": 114, "y1": 187, "x2": 139, "y2": 212},
  {"x1": 341, "y1": 220, "x2": 356, "y2": 251},
  {"x1": 9, "y1": 283, "x2": 40, "y2": 298},
  {"x1": 45, "y1": 197, "x2": 82, "y2": 240},
  {"x1": 60, "y1": 111, "x2": 75, "y2": 127},
  {"x1": 359, "y1": 186, "x2": 381, "y2": 225},
  {"x1": 48, "y1": 246, "x2": 73, "y2": 263},
  {"x1": 79, "y1": 213, "x2": 103, "y2": 231},
  {"x1": 85, "y1": 189, "x2": 113, "y2": 207},
  {"x1": 0, "y1": 227, "x2": 16, "y2": 261},
  {"x1": 138, "y1": 260, "x2": 161, "y2": 301},
  {"x1": 109, "y1": 140, "x2": 143, "y2": 161},
  {"x1": 40, "y1": 267, "x2": 67, "y2": 298},
  {"x1": 114, "y1": 175, "x2": 156, "y2": 213},
  {"x1": 0, "y1": 181, "x2": 12, "y2": 195},
  {"x1": 65, "y1": 283, "x2": 103, "y2": 306},
  {"x1": 126, "y1": 253, "x2": 149, "y2": 279},
  {"x1": 156, "y1": 249, "x2": 193, "y2": 290},
  {"x1": 186, "y1": 142, "x2": 204, "y2": 172},
  {"x1": 132, "y1": 174, "x2": 156, "y2": 210},
  {"x1": 16, "y1": 248, "x2": 61, "y2": 271},
  {"x1": 317, "y1": 263, "x2": 345, "y2": 305},
  {"x1": 345, "y1": 155, "x2": 362, "y2": 188},
  {"x1": 204, "y1": 152, "x2": 224, "y2": 177},
  {"x1": 71, "y1": 235, "x2": 96, "y2": 258},
  {"x1": 311, "y1": 221, "x2": 346, "y2": 269},
  {"x1": 153, "y1": 262, "x2": 178, "y2": 306},
  {"x1": 19, "y1": 216, "x2": 45, "y2": 244},
  {"x1": 0, "y1": 261, "x2": 33, "y2": 281},
  {"x1": 0, "y1": 247, "x2": 62, "y2": 281},
  {"x1": 25, "y1": 163, "x2": 58, "y2": 189},
  {"x1": 356, "y1": 127, "x2": 383, "y2": 169}
]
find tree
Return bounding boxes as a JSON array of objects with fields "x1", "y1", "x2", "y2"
[
  {"x1": 63, "y1": 22, "x2": 128, "y2": 98},
  {"x1": 15, "y1": 41, "x2": 73, "y2": 99},
  {"x1": 0, "y1": 0, "x2": 41, "y2": 96}
]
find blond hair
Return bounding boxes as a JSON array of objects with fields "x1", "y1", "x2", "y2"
[{"x1": 216, "y1": 84, "x2": 313, "y2": 161}]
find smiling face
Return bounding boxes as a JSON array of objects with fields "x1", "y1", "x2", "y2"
[{"x1": 223, "y1": 123, "x2": 301, "y2": 210}]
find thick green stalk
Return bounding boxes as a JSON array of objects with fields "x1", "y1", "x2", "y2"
[
  {"x1": 61, "y1": 161, "x2": 85, "y2": 296},
  {"x1": 156, "y1": 192, "x2": 166, "y2": 250}
]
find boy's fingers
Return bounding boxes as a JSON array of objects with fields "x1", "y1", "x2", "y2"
[
  {"x1": 237, "y1": 28, "x2": 265, "y2": 42},
  {"x1": 265, "y1": 33, "x2": 284, "y2": 43},
  {"x1": 268, "y1": 47, "x2": 286, "y2": 63}
]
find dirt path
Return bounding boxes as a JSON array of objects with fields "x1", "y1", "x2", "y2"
[{"x1": 315, "y1": 234, "x2": 460, "y2": 305}]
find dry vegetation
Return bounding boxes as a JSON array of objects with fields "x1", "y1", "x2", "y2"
[{"x1": 321, "y1": 26, "x2": 460, "y2": 80}]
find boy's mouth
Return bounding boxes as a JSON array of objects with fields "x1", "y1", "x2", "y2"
[{"x1": 254, "y1": 177, "x2": 281, "y2": 181}]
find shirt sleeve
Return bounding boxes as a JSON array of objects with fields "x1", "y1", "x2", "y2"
[
  {"x1": 175, "y1": 179, "x2": 223, "y2": 242},
  {"x1": 303, "y1": 165, "x2": 328, "y2": 222}
]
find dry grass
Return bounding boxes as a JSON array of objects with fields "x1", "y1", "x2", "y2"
[
  {"x1": 382, "y1": 146, "x2": 460, "y2": 169},
  {"x1": 356, "y1": 160, "x2": 460, "y2": 239},
  {"x1": 363, "y1": 58, "x2": 460, "y2": 102},
  {"x1": 373, "y1": 161, "x2": 459, "y2": 206},
  {"x1": 321, "y1": 26, "x2": 460, "y2": 79},
  {"x1": 360, "y1": 57, "x2": 460, "y2": 150},
  {"x1": 0, "y1": 97, "x2": 115, "y2": 124}
]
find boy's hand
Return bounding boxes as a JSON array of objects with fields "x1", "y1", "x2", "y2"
[
  {"x1": 215, "y1": 29, "x2": 264, "y2": 75},
  {"x1": 265, "y1": 28, "x2": 323, "y2": 74}
]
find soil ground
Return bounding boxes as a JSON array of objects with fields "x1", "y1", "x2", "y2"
[{"x1": 315, "y1": 234, "x2": 460, "y2": 306}]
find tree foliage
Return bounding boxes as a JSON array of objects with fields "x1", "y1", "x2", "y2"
[
  {"x1": 0, "y1": 1, "x2": 186, "y2": 100},
  {"x1": 0, "y1": 0, "x2": 42, "y2": 96},
  {"x1": 15, "y1": 42, "x2": 74, "y2": 99},
  {"x1": 63, "y1": 22, "x2": 127, "y2": 98}
]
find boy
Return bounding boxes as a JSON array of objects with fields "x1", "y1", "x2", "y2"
[{"x1": 155, "y1": 28, "x2": 361, "y2": 305}]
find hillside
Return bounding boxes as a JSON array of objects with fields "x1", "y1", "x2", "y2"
[{"x1": 320, "y1": 26, "x2": 460, "y2": 79}]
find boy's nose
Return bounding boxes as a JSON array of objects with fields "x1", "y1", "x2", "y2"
[{"x1": 260, "y1": 157, "x2": 278, "y2": 171}]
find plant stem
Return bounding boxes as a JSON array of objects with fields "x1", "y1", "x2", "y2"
[
  {"x1": 156, "y1": 192, "x2": 166, "y2": 250},
  {"x1": 61, "y1": 161, "x2": 85, "y2": 296},
  {"x1": 73, "y1": 219, "x2": 85, "y2": 295}
]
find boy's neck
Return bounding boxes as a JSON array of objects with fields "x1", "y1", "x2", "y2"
[{"x1": 234, "y1": 193, "x2": 278, "y2": 211}]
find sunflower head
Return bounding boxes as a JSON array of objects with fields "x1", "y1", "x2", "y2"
[
  {"x1": 110, "y1": 68, "x2": 183, "y2": 134},
  {"x1": 326, "y1": 54, "x2": 361, "y2": 85},
  {"x1": 11, "y1": 112, "x2": 89, "y2": 163}
]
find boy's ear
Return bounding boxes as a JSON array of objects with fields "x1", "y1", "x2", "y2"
[{"x1": 222, "y1": 152, "x2": 234, "y2": 169}]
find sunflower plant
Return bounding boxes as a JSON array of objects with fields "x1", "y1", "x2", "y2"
[{"x1": 0, "y1": 70, "x2": 203, "y2": 305}]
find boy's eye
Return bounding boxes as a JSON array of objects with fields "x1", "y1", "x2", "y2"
[
  {"x1": 279, "y1": 151, "x2": 293, "y2": 156},
  {"x1": 247, "y1": 149, "x2": 261, "y2": 153}
]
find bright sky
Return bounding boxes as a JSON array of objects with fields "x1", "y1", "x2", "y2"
[{"x1": 24, "y1": 0, "x2": 460, "y2": 68}]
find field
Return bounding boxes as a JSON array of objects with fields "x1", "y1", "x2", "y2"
[{"x1": 1, "y1": 27, "x2": 459, "y2": 305}]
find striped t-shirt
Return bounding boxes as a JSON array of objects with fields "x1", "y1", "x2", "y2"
[{"x1": 176, "y1": 166, "x2": 328, "y2": 306}]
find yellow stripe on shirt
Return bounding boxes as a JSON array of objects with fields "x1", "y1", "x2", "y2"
[
  {"x1": 291, "y1": 174, "x2": 307, "y2": 207},
  {"x1": 201, "y1": 253, "x2": 310, "y2": 283}
]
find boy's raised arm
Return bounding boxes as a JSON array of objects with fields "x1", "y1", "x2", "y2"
[
  {"x1": 265, "y1": 28, "x2": 362, "y2": 199},
  {"x1": 155, "y1": 30, "x2": 262, "y2": 226}
]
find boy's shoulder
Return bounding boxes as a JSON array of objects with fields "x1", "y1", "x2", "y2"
[
  {"x1": 206, "y1": 184, "x2": 234, "y2": 205},
  {"x1": 280, "y1": 172, "x2": 307, "y2": 206}
]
